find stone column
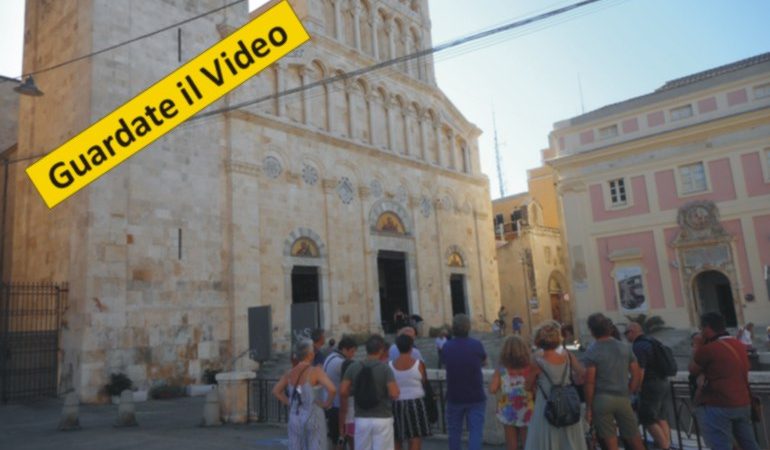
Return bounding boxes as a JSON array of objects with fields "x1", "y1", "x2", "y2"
[
  {"x1": 448, "y1": 128, "x2": 457, "y2": 170},
  {"x1": 333, "y1": 0, "x2": 342, "y2": 41},
  {"x1": 434, "y1": 122, "x2": 443, "y2": 167},
  {"x1": 326, "y1": 81, "x2": 334, "y2": 132},
  {"x1": 345, "y1": 82, "x2": 353, "y2": 138},
  {"x1": 371, "y1": 14, "x2": 380, "y2": 60},
  {"x1": 387, "y1": 20, "x2": 396, "y2": 62},
  {"x1": 401, "y1": 35, "x2": 410, "y2": 73},
  {"x1": 299, "y1": 66, "x2": 309, "y2": 125},
  {"x1": 276, "y1": 62, "x2": 286, "y2": 117},
  {"x1": 403, "y1": 110, "x2": 411, "y2": 157},
  {"x1": 352, "y1": 3, "x2": 362, "y2": 51},
  {"x1": 386, "y1": 96, "x2": 395, "y2": 151},
  {"x1": 367, "y1": 94, "x2": 376, "y2": 145},
  {"x1": 462, "y1": 142, "x2": 471, "y2": 174},
  {"x1": 418, "y1": 111, "x2": 428, "y2": 161}
]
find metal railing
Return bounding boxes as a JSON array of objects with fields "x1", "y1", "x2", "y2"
[
  {"x1": 250, "y1": 376, "x2": 770, "y2": 449},
  {"x1": 667, "y1": 380, "x2": 770, "y2": 450},
  {"x1": 248, "y1": 377, "x2": 450, "y2": 435}
]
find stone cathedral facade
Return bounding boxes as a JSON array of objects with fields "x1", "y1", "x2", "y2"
[{"x1": 9, "y1": 0, "x2": 499, "y2": 401}]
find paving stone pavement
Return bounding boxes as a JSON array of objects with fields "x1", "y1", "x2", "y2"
[{"x1": 0, "y1": 396, "x2": 505, "y2": 450}]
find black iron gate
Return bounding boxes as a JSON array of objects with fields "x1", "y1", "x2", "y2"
[{"x1": 0, "y1": 282, "x2": 67, "y2": 403}]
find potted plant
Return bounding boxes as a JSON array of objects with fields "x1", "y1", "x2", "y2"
[{"x1": 105, "y1": 373, "x2": 133, "y2": 404}]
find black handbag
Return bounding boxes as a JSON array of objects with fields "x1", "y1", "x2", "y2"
[{"x1": 421, "y1": 366, "x2": 439, "y2": 424}]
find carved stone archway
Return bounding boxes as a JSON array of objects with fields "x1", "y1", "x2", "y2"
[{"x1": 672, "y1": 201, "x2": 744, "y2": 326}]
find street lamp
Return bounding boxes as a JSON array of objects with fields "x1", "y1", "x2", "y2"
[{"x1": 13, "y1": 76, "x2": 44, "y2": 97}]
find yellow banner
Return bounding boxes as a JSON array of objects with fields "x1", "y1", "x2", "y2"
[{"x1": 26, "y1": 1, "x2": 310, "y2": 208}]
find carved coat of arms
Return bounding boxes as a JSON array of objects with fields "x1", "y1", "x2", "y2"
[{"x1": 675, "y1": 200, "x2": 729, "y2": 244}]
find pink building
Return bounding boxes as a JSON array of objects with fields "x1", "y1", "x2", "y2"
[{"x1": 548, "y1": 53, "x2": 770, "y2": 330}]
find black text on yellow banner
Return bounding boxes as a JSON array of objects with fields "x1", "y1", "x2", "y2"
[{"x1": 26, "y1": 0, "x2": 310, "y2": 208}]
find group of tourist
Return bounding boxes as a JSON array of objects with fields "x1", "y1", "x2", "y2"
[
  {"x1": 493, "y1": 306, "x2": 524, "y2": 337},
  {"x1": 273, "y1": 310, "x2": 760, "y2": 450}
]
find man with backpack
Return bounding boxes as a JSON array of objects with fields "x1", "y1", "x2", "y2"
[
  {"x1": 584, "y1": 314, "x2": 645, "y2": 450},
  {"x1": 339, "y1": 335, "x2": 400, "y2": 450},
  {"x1": 625, "y1": 322, "x2": 675, "y2": 450},
  {"x1": 324, "y1": 337, "x2": 358, "y2": 448}
]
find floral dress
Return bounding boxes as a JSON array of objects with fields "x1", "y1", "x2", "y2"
[{"x1": 496, "y1": 366, "x2": 534, "y2": 427}]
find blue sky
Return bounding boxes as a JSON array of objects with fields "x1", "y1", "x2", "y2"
[{"x1": 2, "y1": 0, "x2": 769, "y2": 196}]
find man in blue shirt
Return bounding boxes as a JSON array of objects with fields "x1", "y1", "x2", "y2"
[{"x1": 443, "y1": 314, "x2": 486, "y2": 450}]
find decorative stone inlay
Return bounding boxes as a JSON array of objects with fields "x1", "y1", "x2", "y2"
[
  {"x1": 337, "y1": 177, "x2": 355, "y2": 204},
  {"x1": 263, "y1": 156, "x2": 282, "y2": 179},
  {"x1": 682, "y1": 245, "x2": 730, "y2": 270},
  {"x1": 397, "y1": 185, "x2": 408, "y2": 204},
  {"x1": 420, "y1": 196, "x2": 431, "y2": 217},
  {"x1": 370, "y1": 179, "x2": 383, "y2": 198},
  {"x1": 301, "y1": 164, "x2": 318, "y2": 186}
]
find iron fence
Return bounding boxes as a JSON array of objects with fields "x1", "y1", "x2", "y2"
[
  {"x1": 250, "y1": 376, "x2": 770, "y2": 449},
  {"x1": 248, "y1": 377, "x2": 450, "y2": 435},
  {"x1": 666, "y1": 380, "x2": 770, "y2": 450},
  {"x1": 0, "y1": 282, "x2": 67, "y2": 403}
]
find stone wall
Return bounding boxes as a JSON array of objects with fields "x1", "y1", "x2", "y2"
[{"x1": 10, "y1": 0, "x2": 499, "y2": 402}]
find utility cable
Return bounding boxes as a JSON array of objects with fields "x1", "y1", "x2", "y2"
[
  {"x1": 190, "y1": 0, "x2": 606, "y2": 122},
  {"x1": 10, "y1": 0, "x2": 247, "y2": 80}
]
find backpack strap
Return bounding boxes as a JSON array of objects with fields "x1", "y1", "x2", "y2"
[
  {"x1": 290, "y1": 364, "x2": 312, "y2": 414},
  {"x1": 323, "y1": 351, "x2": 343, "y2": 373},
  {"x1": 534, "y1": 358, "x2": 551, "y2": 400}
]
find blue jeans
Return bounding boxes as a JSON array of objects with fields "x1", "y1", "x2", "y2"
[
  {"x1": 697, "y1": 406, "x2": 759, "y2": 450},
  {"x1": 447, "y1": 401, "x2": 486, "y2": 450}
]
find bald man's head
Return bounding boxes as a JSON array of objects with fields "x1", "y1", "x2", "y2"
[{"x1": 625, "y1": 322, "x2": 643, "y2": 341}]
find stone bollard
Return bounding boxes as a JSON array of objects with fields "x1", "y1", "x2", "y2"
[
  {"x1": 482, "y1": 369, "x2": 505, "y2": 445},
  {"x1": 201, "y1": 389, "x2": 222, "y2": 427},
  {"x1": 215, "y1": 371, "x2": 256, "y2": 424},
  {"x1": 58, "y1": 392, "x2": 81, "y2": 431},
  {"x1": 114, "y1": 389, "x2": 138, "y2": 427}
]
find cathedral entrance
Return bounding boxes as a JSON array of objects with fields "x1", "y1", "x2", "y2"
[
  {"x1": 694, "y1": 270, "x2": 737, "y2": 327},
  {"x1": 290, "y1": 266, "x2": 320, "y2": 340},
  {"x1": 377, "y1": 251, "x2": 410, "y2": 333},
  {"x1": 450, "y1": 274, "x2": 467, "y2": 316}
]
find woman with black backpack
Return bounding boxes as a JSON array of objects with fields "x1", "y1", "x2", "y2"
[{"x1": 524, "y1": 320, "x2": 588, "y2": 450}]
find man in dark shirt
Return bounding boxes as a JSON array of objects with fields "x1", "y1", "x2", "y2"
[
  {"x1": 443, "y1": 314, "x2": 486, "y2": 450},
  {"x1": 689, "y1": 312, "x2": 759, "y2": 450},
  {"x1": 311, "y1": 328, "x2": 326, "y2": 366},
  {"x1": 625, "y1": 322, "x2": 671, "y2": 450}
]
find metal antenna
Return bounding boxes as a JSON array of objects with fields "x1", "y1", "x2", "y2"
[
  {"x1": 578, "y1": 73, "x2": 585, "y2": 114},
  {"x1": 492, "y1": 109, "x2": 506, "y2": 198}
]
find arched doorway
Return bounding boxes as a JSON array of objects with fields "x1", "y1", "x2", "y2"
[
  {"x1": 548, "y1": 272, "x2": 571, "y2": 327},
  {"x1": 694, "y1": 270, "x2": 737, "y2": 327}
]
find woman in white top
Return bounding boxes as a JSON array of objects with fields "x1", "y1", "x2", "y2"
[
  {"x1": 738, "y1": 322, "x2": 754, "y2": 349},
  {"x1": 390, "y1": 334, "x2": 431, "y2": 450}
]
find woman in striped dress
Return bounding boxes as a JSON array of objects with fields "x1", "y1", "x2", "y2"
[{"x1": 389, "y1": 334, "x2": 431, "y2": 450}]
